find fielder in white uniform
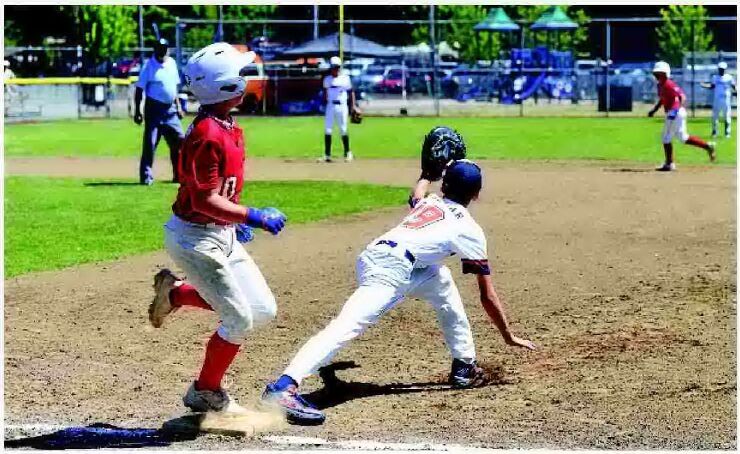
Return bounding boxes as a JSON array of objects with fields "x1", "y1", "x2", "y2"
[
  {"x1": 263, "y1": 160, "x2": 536, "y2": 425},
  {"x1": 702, "y1": 61, "x2": 736, "y2": 138},
  {"x1": 320, "y1": 56, "x2": 358, "y2": 162}
]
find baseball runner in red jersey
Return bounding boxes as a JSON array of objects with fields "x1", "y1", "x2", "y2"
[
  {"x1": 148, "y1": 43, "x2": 288, "y2": 413},
  {"x1": 647, "y1": 61, "x2": 716, "y2": 171},
  {"x1": 262, "y1": 157, "x2": 536, "y2": 425}
]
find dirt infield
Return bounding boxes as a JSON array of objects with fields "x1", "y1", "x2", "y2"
[{"x1": 4, "y1": 158, "x2": 736, "y2": 449}]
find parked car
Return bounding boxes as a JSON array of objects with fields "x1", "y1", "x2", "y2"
[{"x1": 358, "y1": 66, "x2": 387, "y2": 92}]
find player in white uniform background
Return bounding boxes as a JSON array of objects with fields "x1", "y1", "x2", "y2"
[
  {"x1": 262, "y1": 159, "x2": 536, "y2": 425},
  {"x1": 320, "y1": 56, "x2": 359, "y2": 162},
  {"x1": 701, "y1": 61, "x2": 736, "y2": 138}
]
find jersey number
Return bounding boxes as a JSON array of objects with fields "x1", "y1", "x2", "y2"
[
  {"x1": 220, "y1": 177, "x2": 237, "y2": 199},
  {"x1": 402, "y1": 204, "x2": 444, "y2": 230}
]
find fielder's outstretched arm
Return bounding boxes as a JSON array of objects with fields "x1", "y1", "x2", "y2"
[
  {"x1": 475, "y1": 274, "x2": 536, "y2": 350},
  {"x1": 409, "y1": 176, "x2": 431, "y2": 208}
]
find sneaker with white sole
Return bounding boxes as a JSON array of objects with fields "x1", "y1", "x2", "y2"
[
  {"x1": 182, "y1": 381, "x2": 246, "y2": 413},
  {"x1": 449, "y1": 358, "x2": 486, "y2": 388},
  {"x1": 149, "y1": 269, "x2": 179, "y2": 328},
  {"x1": 317, "y1": 155, "x2": 332, "y2": 163},
  {"x1": 262, "y1": 383, "x2": 325, "y2": 425},
  {"x1": 344, "y1": 152, "x2": 354, "y2": 162},
  {"x1": 655, "y1": 162, "x2": 676, "y2": 172}
]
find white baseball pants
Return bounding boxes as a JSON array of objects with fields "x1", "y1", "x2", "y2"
[
  {"x1": 325, "y1": 102, "x2": 349, "y2": 135},
  {"x1": 712, "y1": 98, "x2": 732, "y2": 136},
  {"x1": 164, "y1": 215, "x2": 277, "y2": 344},
  {"x1": 661, "y1": 107, "x2": 690, "y2": 144},
  {"x1": 283, "y1": 248, "x2": 476, "y2": 384}
]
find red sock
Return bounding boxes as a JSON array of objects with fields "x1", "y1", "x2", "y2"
[
  {"x1": 196, "y1": 332, "x2": 241, "y2": 391},
  {"x1": 170, "y1": 283, "x2": 213, "y2": 311},
  {"x1": 685, "y1": 135, "x2": 709, "y2": 150}
]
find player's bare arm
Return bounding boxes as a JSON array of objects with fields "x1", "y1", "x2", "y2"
[
  {"x1": 647, "y1": 99, "x2": 661, "y2": 117},
  {"x1": 133, "y1": 86, "x2": 144, "y2": 124},
  {"x1": 190, "y1": 182, "x2": 249, "y2": 224},
  {"x1": 476, "y1": 273, "x2": 536, "y2": 350}
]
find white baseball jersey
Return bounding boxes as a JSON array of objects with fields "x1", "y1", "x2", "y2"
[
  {"x1": 369, "y1": 194, "x2": 490, "y2": 274},
  {"x1": 283, "y1": 193, "x2": 484, "y2": 383},
  {"x1": 712, "y1": 73, "x2": 735, "y2": 102},
  {"x1": 323, "y1": 73, "x2": 352, "y2": 104}
]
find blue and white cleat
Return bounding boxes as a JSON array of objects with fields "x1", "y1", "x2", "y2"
[
  {"x1": 449, "y1": 358, "x2": 486, "y2": 388},
  {"x1": 262, "y1": 383, "x2": 325, "y2": 425}
]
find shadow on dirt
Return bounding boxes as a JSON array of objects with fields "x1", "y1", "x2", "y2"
[
  {"x1": 4, "y1": 423, "x2": 198, "y2": 449},
  {"x1": 303, "y1": 361, "x2": 507, "y2": 411}
]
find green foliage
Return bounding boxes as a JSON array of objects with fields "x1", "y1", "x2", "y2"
[
  {"x1": 509, "y1": 6, "x2": 590, "y2": 52},
  {"x1": 411, "y1": 6, "x2": 492, "y2": 63},
  {"x1": 74, "y1": 6, "x2": 138, "y2": 61},
  {"x1": 4, "y1": 18, "x2": 22, "y2": 47},
  {"x1": 4, "y1": 177, "x2": 409, "y2": 277},
  {"x1": 656, "y1": 5, "x2": 715, "y2": 67},
  {"x1": 183, "y1": 5, "x2": 277, "y2": 49},
  {"x1": 410, "y1": 5, "x2": 589, "y2": 62}
]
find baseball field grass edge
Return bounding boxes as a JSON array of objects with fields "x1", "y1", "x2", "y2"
[
  {"x1": 4, "y1": 116, "x2": 736, "y2": 164},
  {"x1": 3, "y1": 177, "x2": 409, "y2": 278}
]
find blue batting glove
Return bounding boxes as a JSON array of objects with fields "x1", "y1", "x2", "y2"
[
  {"x1": 245, "y1": 207, "x2": 287, "y2": 235},
  {"x1": 667, "y1": 108, "x2": 678, "y2": 120},
  {"x1": 235, "y1": 224, "x2": 254, "y2": 243}
]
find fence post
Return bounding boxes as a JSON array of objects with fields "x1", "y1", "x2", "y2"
[
  {"x1": 519, "y1": 25, "x2": 524, "y2": 117},
  {"x1": 605, "y1": 20, "x2": 611, "y2": 118},
  {"x1": 429, "y1": 5, "x2": 439, "y2": 117},
  {"x1": 175, "y1": 18, "x2": 182, "y2": 68},
  {"x1": 690, "y1": 18, "x2": 696, "y2": 118},
  {"x1": 138, "y1": 6, "x2": 145, "y2": 63}
]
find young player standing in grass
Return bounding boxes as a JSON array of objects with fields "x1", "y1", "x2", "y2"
[
  {"x1": 148, "y1": 43, "x2": 287, "y2": 413},
  {"x1": 262, "y1": 156, "x2": 536, "y2": 425},
  {"x1": 701, "y1": 61, "x2": 736, "y2": 139},
  {"x1": 648, "y1": 61, "x2": 716, "y2": 172}
]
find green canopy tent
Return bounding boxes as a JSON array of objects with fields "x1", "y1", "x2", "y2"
[
  {"x1": 529, "y1": 6, "x2": 578, "y2": 50},
  {"x1": 473, "y1": 7, "x2": 520, "y2": 61}
]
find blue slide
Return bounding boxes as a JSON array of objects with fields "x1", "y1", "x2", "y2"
[{"x1": 501, "y1": 72, "x2": 547, "y2": 104}]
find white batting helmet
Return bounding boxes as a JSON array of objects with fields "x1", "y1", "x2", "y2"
[
  {"x1": 718, "y1": 61, "x2": 728, "y2": 70},
  {"x1": 183, "y1": 42, "x2": 256, "y2": 106},
  {"x1": 652, "y1": 61, "x2": 671, "y2": 77},
  {"x1": 329, "y1": 56, "x2": 342, "y2": 67}
]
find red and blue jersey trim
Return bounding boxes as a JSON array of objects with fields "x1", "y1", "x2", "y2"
[{"x1": 461, "y1": 259, "x2": 490, "y2": 275}]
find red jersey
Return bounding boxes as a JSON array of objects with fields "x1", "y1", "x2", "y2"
[
  {"x1": 657, "y1": 79, "x2": 684, "y2": 111},
  {"x1": 173, "y1": 115, "x2": 245, "y2": 225}
]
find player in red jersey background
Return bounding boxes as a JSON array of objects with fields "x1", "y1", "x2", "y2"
[{"x1": 648, "y1": 61, "x2": 716, "y2": 171}]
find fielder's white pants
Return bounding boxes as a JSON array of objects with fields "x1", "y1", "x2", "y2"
[
  {"x1": 712, "y1": 98, "x2": 732, "y2": 135},
  {"x1": 661, "y1": 107, "x2": 690, "y2": 144},
  {"x1": 283, "y1": 248, "x2": 476, "y2": 384},
  {"x1": 164, "y1": 215, "x2": 277, "y2": 344},
  {"x1": 325, "y1": 102, "x2": 349, "y2": 135}
]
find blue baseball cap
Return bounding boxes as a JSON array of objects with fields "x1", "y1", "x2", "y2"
[{"x1": 441, "y1": 159, "x2": 482, "y2": 205}]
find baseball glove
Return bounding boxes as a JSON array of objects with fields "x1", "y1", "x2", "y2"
[
  {"x1": 350, "y1": 108, "x2": 362, "y2": 124},
  {"x1": 420, "y1": 126, "x2": 467, "y2": 181}
]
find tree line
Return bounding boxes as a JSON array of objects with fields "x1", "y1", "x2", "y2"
[{"x1": 4, "y1": 5, "x2": 716, "y2": 67}]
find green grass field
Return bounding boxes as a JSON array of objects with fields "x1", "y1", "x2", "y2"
[
  {"x1": 4, "y1": 177, "x2": 408, "y2": 277},
  {"x1": 5, "y1": 116, "x2": 736, "y2": 164}
]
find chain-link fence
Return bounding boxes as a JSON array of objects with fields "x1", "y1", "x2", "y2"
[{"x1": 4, "y1": 14, "x2": 736, "y2": 120}]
